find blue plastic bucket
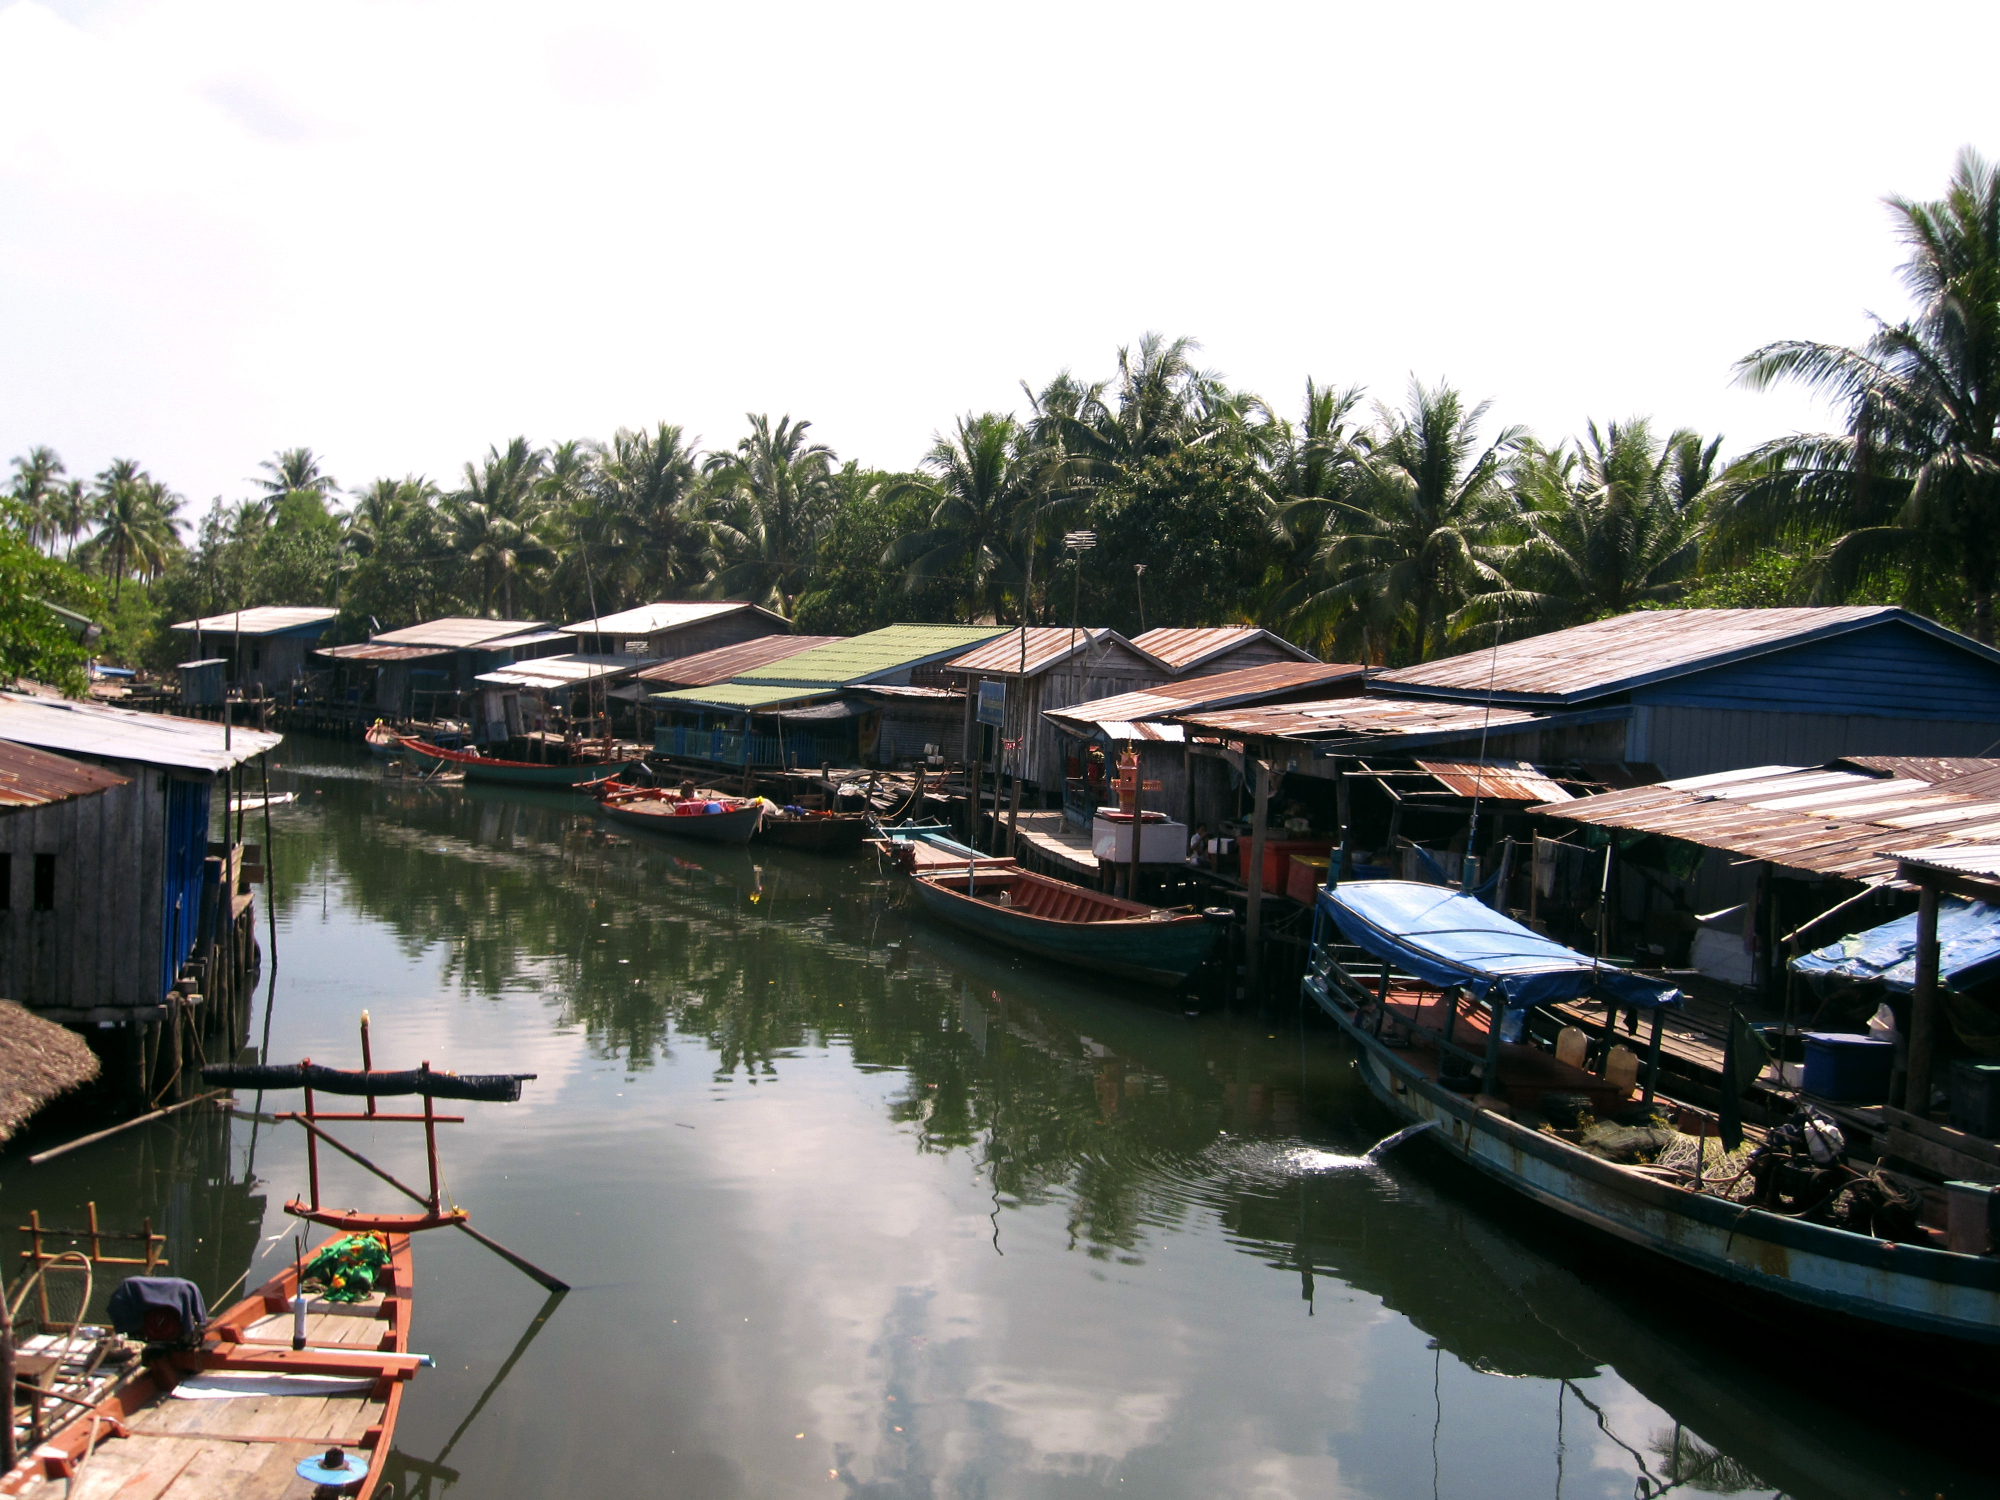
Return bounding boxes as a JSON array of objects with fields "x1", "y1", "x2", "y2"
[{"x1": 1801, "y1": 1032, "x2": 1894, "y2": 1102}]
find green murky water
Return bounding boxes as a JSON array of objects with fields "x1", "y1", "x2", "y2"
[{"x1": 3, "y1": 738, "x2": 1982, "y2": 1498}]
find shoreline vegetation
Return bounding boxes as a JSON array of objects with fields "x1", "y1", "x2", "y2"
[{"x1": 6, "y1": 148, "x2": 1998, "y2": 690}]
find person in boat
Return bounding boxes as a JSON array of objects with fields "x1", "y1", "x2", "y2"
[{"x1": 679, "y1": 777, "x2": 697, "y2": 801}]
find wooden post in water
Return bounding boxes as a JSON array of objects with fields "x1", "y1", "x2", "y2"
[
  {"x1": 1907, "y1": 880, "x2": 1941, "y2": 1115},
  {"x1": 1643, "y1": 1009, "x2": 1665, "y2": 1104},
  {"x1": 1244, "y1": 757, "x2": 1271, "y2": 1000}
]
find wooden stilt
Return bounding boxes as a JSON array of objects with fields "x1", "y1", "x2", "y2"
[{"x1": 1245, "y1": 757, "x2": 1271, "y2": 1000}]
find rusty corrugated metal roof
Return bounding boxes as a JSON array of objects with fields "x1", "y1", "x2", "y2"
[
  {"x1": 316, "y1": 642, "x2": 454, "y2": 662},
  {"x1": 943, "y1": 627, "x2": 1165, "y2": 676},
  {"x1": 1128, "y1": 625, "x2": 1317, "y2": 671},
  {"x1": 0, "y1": 738, "x2": 129, "y2": 808},
  {"x1": 1837, "y1": 755, "x2": 2000, "y2": 784},
  {"x1": 1177, "y1": 697, "x2": 1546, "y2": 741},
  {"x1": 1047, "y1": 662, "x2": 1367, "y2": 731},
  {"x1": 1897, "y1": 845, "x2": 2000, "y2": 885},
  {"x1": 632, "y1": 635, "x2": 839, "y2": 687},
  {"x1": 1415, "y1": 758, "x2": 1573, "y2": 803},
  {"x1": 1374, "y1": 607, "x2": 1994, "y2": 705},
  {"x1": 1531, "y1": 762, "x2": 2000, "y2": 885}
]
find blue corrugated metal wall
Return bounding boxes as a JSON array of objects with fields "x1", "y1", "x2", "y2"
[
  {"x1": 1633, "y1": 621, "x2": 2000, "y2": 721},
  {"x1": 160, "y1": 778, "x2": 210, "y2": 998}
]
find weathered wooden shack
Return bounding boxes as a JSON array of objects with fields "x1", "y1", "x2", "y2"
[
  {"x1": 1047, "y1": 661, "x2": 1371, "y2": 829},
  {"x1": 1374, "y1": 607, "x2": 2000, "y2": 779},
  {"x1": 1130, "y1": 625, "x2": 1318, "y2": 677},
  {"x1": 170, "y1": 607, "x2": 338, "y2": 699},
  {"x1": 561, "y1": 600, "x2": 790, "y2": 661},
  {"x1": 315, "y1": 617, "x2": 546, "y2": 720},
  {"x1": 938, "y1": 628, "x2": 1172, "y2": 796},
  {"x1": 0, "y1": 693, "x2": 281, "y2": 1099}
]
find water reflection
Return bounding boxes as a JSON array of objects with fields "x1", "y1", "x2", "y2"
[{"x1": 2, "y1": 737, "x2": 1985, "y2": 1499}]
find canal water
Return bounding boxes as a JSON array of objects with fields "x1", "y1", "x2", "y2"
[{"x1": 4, "y1": 738, "x2": 1982, "y2": 1498}]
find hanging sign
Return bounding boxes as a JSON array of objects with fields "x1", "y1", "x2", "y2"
[{"x1": 977, "y1": 679, "x2": 1007, "y2": 728}]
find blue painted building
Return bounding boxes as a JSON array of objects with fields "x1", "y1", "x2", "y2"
[{"x1": 1373, "y1": 607, "x2": 2000, "y2": 779}]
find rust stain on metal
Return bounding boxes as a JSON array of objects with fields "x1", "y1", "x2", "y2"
[
  {"x1": 0, "y1": 738, "x2": 130, "y2": 809},
  {"x1": 632, "y1": 636, "x2": 840, "y2": 688},
  {"x1": 1049, "y1": 662, "x2": 1366, "y2": 731},
  {"x1": 1128, "y1": 625, "x2": 1316, "y2": 672},
  {"x1": 1532, "y1": 760, "x2": 2000, "y2": 884},
  {"x1": 1177, "y1": 697, "x2": 1543, "y2": 741},
  {"x1": 1415, "y1": 758, "x2": 1573, "y2": 803},
  {"x1": 1377, "y1": 606, "x2": 1900, "y2": 702},
  {"x1": 943, "y1": 627, "x2": 1134, "y2": 676}
]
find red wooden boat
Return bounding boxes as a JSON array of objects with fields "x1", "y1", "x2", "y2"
[
  {"x1": 396, "y1": 735, "x2": 634, "y2": 787},
  {"x1": 589, "y1": 778, "x2": 765, "y2": 845},
  {"x1": 2, "y1": 1236, "x2": 418, "y2": 1500}
]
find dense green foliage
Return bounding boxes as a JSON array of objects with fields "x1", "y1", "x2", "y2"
[{"x1": 9, "y1": 152, "x2": 1994, "y2": 681}]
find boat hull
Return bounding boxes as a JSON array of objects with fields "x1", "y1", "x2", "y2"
[
  {"x1": 398, "y1": 737, "x2": 630, "y2": 786},
  {"x1": 598, "y1": 799, "x2": 764, "y2": 845},
  {"x1": 759, "y1": 815, "x2": 868, "y2": 854},
  {"x1": 1306, "y1": 972, "x2": 2000, "y2": 1347},
  {"x1": 910, "y1": 873, "x2": 1218, "y2": 987}
]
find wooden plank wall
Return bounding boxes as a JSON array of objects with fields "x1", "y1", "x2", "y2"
[{"x1": 0, "y1": 760, "x2": 166, "y2": 1012}]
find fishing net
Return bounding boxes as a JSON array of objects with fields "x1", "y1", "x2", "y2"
[
  {"x1": 1651, "y1": 1133, "x2": 1758, "y2": 1200},
  {"x1": 302, "y1": 1234, "x2": 391, "y2": 1303}
]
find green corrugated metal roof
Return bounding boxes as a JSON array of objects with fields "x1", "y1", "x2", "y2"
[
  {"x1": 734, "y1": 624, "x2": 1007, "y2": 685},
  {"x1": 648, "y1": 683, "x2": 837, "y2": 711}
]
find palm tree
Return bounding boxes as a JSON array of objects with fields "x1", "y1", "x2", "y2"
[
  {"x1": 1708, "y1": 147, "x2": 2000, "y2": 641},
  {"x1": 8, "y1": 447, "x2": 66, "y2": 553},
  {"x1": 87, "y1": 459, "x2": 182, "y2": 602},
  {"x1": 448, "y1": 438, "x2": 553, "y2": 617},
  {"x1": 881, "y1": 413, "x2": 1028, "y2": 621},
  {"x1": 597, "y1": 424, "x2": 712, "y2": 601},
  {"x1": 1299, "y1": 379, "x2": 1523, "y2": 664},
  {"x1": 705, "y1": 415, "x2": 837, "y2": 617},
  {"x1": 47, "y1": 480, "x2": 90, "y2": 562},
  {"x1": 1263, "y1": 381, "x2": 1370, "y2": 642},
  {"x1": 257, "y1": 447, "x2": 339, "y2": 504},
  {"x1": 1479, "y1": 419, "x2": 1709, "y2": 633}
]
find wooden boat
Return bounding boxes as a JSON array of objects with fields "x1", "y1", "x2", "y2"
[
  {"x1": 908, "y1": 864, "x2": 1220, "y2": 987},
  {"x1": 590, "y1": 779, "x2": 764, "y2": 845},
  {"x1": 1306, "y1": 880, "x2": 2000, "y2": 1347},
  {"x1": 757, "y1": 809, "x2": 868, "y2": 854},
  {"x1": 2, "y1": 1235, "x2": 419, "y2": 1500},
  {"x1": 363, "y1": 721, "x2": 401, "y2": 761},
  {"x1": 396, "y1": 735, "x2": 633, "y2": 788}
]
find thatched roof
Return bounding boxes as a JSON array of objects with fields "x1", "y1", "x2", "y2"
[{"x1": 0, "y1": 1002, "x2": 100, "y2": 1142}]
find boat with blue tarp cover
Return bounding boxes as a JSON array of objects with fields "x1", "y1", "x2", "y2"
[{"x1": 1306, "y1": 880, "x2": 2000, "y2": 1348}]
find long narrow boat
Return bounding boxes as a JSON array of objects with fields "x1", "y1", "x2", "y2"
[
  {"x1": 2, "y1": 1234, "x2": 418, "y2": 1500},
  {"x1": 1305, "y1": 880, "x2": 2000, "y2": 1348},
  {"x1": 396, "y1": 735, "x2": 633, "y2": 787},
  {"x1": 590, "y1": 780, "x2": 764, "y2": 845},
  {"x1": 909, "y1": 864, "x2": 1220, "y2": 987},
  {"x1": 758, "y1": 810, "x2": 869, "y2": 854}
]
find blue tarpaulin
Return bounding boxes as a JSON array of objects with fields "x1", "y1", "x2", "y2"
[
  {"x1": 1318, "y1": 880, "x2": 1684, "y2": 1012},
  {"x1": 1791, "y1": 897, "x2": 2000, "y2": 993}
]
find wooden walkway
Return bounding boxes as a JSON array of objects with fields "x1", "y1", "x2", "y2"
[{"x1": 1008, "y1": 810, "x2": 1100, "y2": 880}]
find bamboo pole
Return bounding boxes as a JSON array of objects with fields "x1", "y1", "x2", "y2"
[
  {"x1": 256, "y1": 1112, "x2": 568, "y2": 1292},
  {"x1": 28, "y1": 1091, "x2": 231, "y2": 1166}
]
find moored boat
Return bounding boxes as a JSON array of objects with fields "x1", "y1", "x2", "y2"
[
  {"x1": 757, "y1": 809, "x2": 868, "y2": 854},
  {"x1": 1, "y1": 1232, "x2": 420, "y2": 1500},
  {"x1": 1305, "y1": 880, "x2": 2000, "y2": 1347},
  {"x1": 396, "y1": 736, "x2": 634, "y2": 787},
  {"x1": 908, "y1": 864, "x2": 1220, "y2": 987},
  {"x1": 590, "y1": 779, "x2": 764, "y2": 844},
  {"x1": 363, "y1": 721, "x2": 401, "y2": 760}
]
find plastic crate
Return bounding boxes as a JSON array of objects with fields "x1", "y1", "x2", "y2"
[
  {"x1": 1802, "y1": 1032, "x2": 1894, "y2": 1103},
  {"x1": 1949, "y1": 1060, "x2": 2000, "y2": 1137}
]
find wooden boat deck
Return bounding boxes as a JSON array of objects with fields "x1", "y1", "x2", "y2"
[{"x1": 8, "y1": 1274, "x2": 409, "y2": 1500}]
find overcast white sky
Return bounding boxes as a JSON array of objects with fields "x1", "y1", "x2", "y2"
[{"x1": 2, "y1": 1, "x2": 1994, "y2": 510}]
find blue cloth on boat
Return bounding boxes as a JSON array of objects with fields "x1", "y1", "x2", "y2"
[
  {"x1": 1317, "y1": 880, "x2": 1682, "y2": 1012},
  {"x1": 1791, "y1": 897, "x2": 2000, "y2": 993},
  {"x1": 108, "y1": 1276, "x2": 208, "y2": 1342}
]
